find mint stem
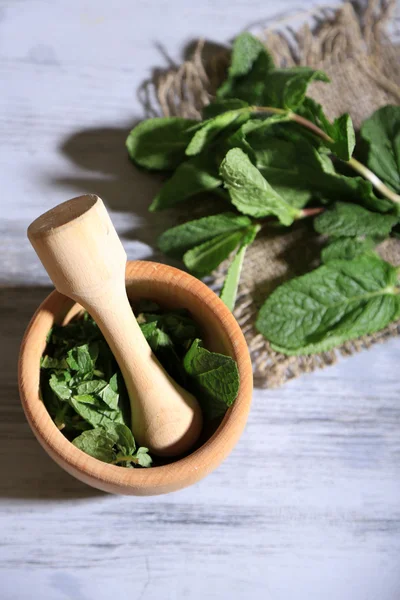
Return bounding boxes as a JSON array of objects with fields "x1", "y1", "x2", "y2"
[
  {"x1": 251, "y1": 105, "x2": 400, "y2": 205},
  {"x1": 254, "y1": 206, "x2": 324, "y2": 229},
  {"x1": 299, "y1": 207, "x2": 325, "y2": 218},
  {"x1": 289, "y1": 112, "x2": 333, "y2": 143},
  {"x1": 112, "y1": 454, "x2": 138, "y2": 465},
  {"x1": 346, "y1": 157, "x2": 400, "y2": 205}
]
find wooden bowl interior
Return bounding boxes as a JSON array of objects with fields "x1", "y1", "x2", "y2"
[{"x1": 19, "y1": 262, "x2": 252, "y2": 495}]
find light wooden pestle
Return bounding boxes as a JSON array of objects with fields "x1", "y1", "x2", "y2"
[{"x1": 27, "y1": 194, "x2": 203, "y2": 457}]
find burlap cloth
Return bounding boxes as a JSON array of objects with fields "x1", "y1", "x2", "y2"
[{"x1": 146, "y1": 0, "x2": 400, "y2": 387}]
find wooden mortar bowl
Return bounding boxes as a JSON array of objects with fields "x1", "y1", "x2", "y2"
[{"x1": 18, "y1": 261, "x2": 253, "y2": 495}]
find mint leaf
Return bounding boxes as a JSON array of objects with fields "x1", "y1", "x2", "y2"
[
  {"x1": 156, "y1": 312, "x2": 200, "y2": 344},
  {"x1": 109, "y1": 372, "x2": 118, "y2": 393},
  {"x1": 149, "y1": 155, "x2": 221, "y2": 211},
  {"x1": 72, "y1": 394, "x2": 100, "y2": 404},
  {"x1": 325, "y1": 113, "x2": 355, "y2": 161},
  {"x1": 126, "y1": 117, "x2": 198, "y2": 171},
  {"x1": 256, "y1": 254, "x2": 400, "y2": 354},
  {"x1": 300, "y1": 98, "x2": 355, "y2": 160},
  {"x1": 75, "y1": 380, "x2": 107, "y2": 396},
  {"x1": 72, "y1": 424, "x2": 149, "y2": 467},
  {"x1": 139, "y1": 321, "x2": 159, "y2": 339},
  {"x1": 158, "y1": 212, "x2": 252, "y2": 258},
  {"x1": 202, "y1": 99, "x2": 249, "y2": 119},
  {"x1": 186, "y1": 108, "x2": 250, "y2": 156},
  {"x1": 72, "y1": 428, "x2": 116, "y2": 463},
  {"x1": 261, "y1": 67, "x2": 329, "y2": 110},
  {"x1": 49, "y1": 372, "x2": 72, "y2": 400},
  {"x1": 224, "y1": 33, "x2": 272, "y2": 79},
  {"x1": 136, "y1": 310, "x2": 200, "y2": 387},
  {"x1": 321, "y1": 237, "x2": 377, "y2": 263},
  {"x1": 183, "y1": 229, "x2": 246, "y2": 277},
  {"x1": 251, "y1": 131, "x2": 324, "y2": 208},
  {"x1": 147, "y1": 327, "x2": 173, "y2": 351},
  {"x1": 139, "y1": 309, "x2": 200, "y2": 345},
  {"x1": 66, "y1": 343, "x2": 98, "y2": 374},
  {"x1": 217, "y1": 33, "x2": 274, "y2": 101},
  {"x1": 220, "y1": 224, "x2": 260, "y2": 310},
  {"x1": 69, "y1": 395, "x2": 125, "y2": 428},
  {"x1": 50, "y1": 316, "x2": 101, "y2": 346},
  {"x1": 272, "y1": 293, "x2": 400, "y2": 356},
  {"x1": 183, "y1": 339, "x2": 239, "y2": 419},
  {"x1": 314, "y1": 202, "x2": 398, "y2": 237},
  {"x1": 218, "y1": 54, "x2": 275, "y2": 105},
  {"x1": 98, "y1": 376, "x2": 120, "y2": 411},
  {"x1": 354, "y1": 183, "x2": 394, "y2": 214},
  {"x1": 220, "y1": 148, "x2": 300, "y2": 224},
  {"x1": 41, "y1": 356, "x2": 68, "y2": 370},
  {"x1": 217, "y1": 33, "x2": 328, "y2": 109},
  {"x1": 104, "y1": 423, "x2": 136, "y2": 456},
  {"x1": 132, "y1": 447, "x2": 152, "y2": 468},
  {"x1": 41, "y1": 381, "x2": 63, "y2": 420},
  {"x1": 360, "y1": 105, "x2": 400, "y2": 193},
  {"x1": 224, "y1": 114, "x2": 290, "y2": 163},
  {"x1": 139, "y1": 315, "x2": 190, "y2": 379}
]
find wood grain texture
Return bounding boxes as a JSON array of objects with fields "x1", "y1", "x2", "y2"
[{"x1": 1, "y1": 0, "x2": 400, "y2": 598}]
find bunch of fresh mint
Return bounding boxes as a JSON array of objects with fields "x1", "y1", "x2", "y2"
[
  {"x1": 126, "y1": 32, "x2": 400, "y2": 356},
  {"x1": 41, "y1": 303, "x2": 239, "y2": 466}
]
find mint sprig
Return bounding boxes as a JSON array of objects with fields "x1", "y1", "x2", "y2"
[{"x1": 126, "y1": 32, "x2": 400, "y2": 356}]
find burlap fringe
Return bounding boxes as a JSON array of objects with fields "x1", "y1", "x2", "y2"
[
  {"x1": 145, "y1": 0, "x2": 400, "y2": 387},
  {"x1": 150, "y1": 0, "x2": 400, "y2": 119}
]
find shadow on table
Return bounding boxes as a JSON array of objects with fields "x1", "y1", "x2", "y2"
[
  {"x1": 0, "y1": 286, "x2": 105, "y2": 500},
  {"x1": 48, "y1": 122, "x2": 178, "y2": 254},
  {"x1": 47, "y1": 36, "x2": 231, "y2": 254}
]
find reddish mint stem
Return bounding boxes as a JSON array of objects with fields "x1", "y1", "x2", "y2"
[{"x1": 300, "y1": 206, "x2": 325, "y2": 218}]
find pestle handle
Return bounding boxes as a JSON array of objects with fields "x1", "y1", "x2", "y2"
[{"x1": 28, "y1": 195, "x2": 202, "y2": 456}]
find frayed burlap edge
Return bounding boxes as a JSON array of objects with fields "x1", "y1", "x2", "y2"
[
  {"x1": 151, "y1": 0, "x2": 400, "y2": 120},
  {"x1": 147, "y1": 0, "x2": 400, "y2": 388}
]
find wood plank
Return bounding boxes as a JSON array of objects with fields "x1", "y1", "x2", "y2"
[{"x1": 0, "y1": 0, "x2": 399, "y2": 598}]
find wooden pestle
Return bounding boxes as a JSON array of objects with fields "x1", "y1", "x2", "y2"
[{"x1": 27, "y1": 194, "x2": 203, "y2": 457}]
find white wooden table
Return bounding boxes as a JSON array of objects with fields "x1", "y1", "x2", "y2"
[{"x1": 1, "y1": 2, "x2": 400, "y2": 599}]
